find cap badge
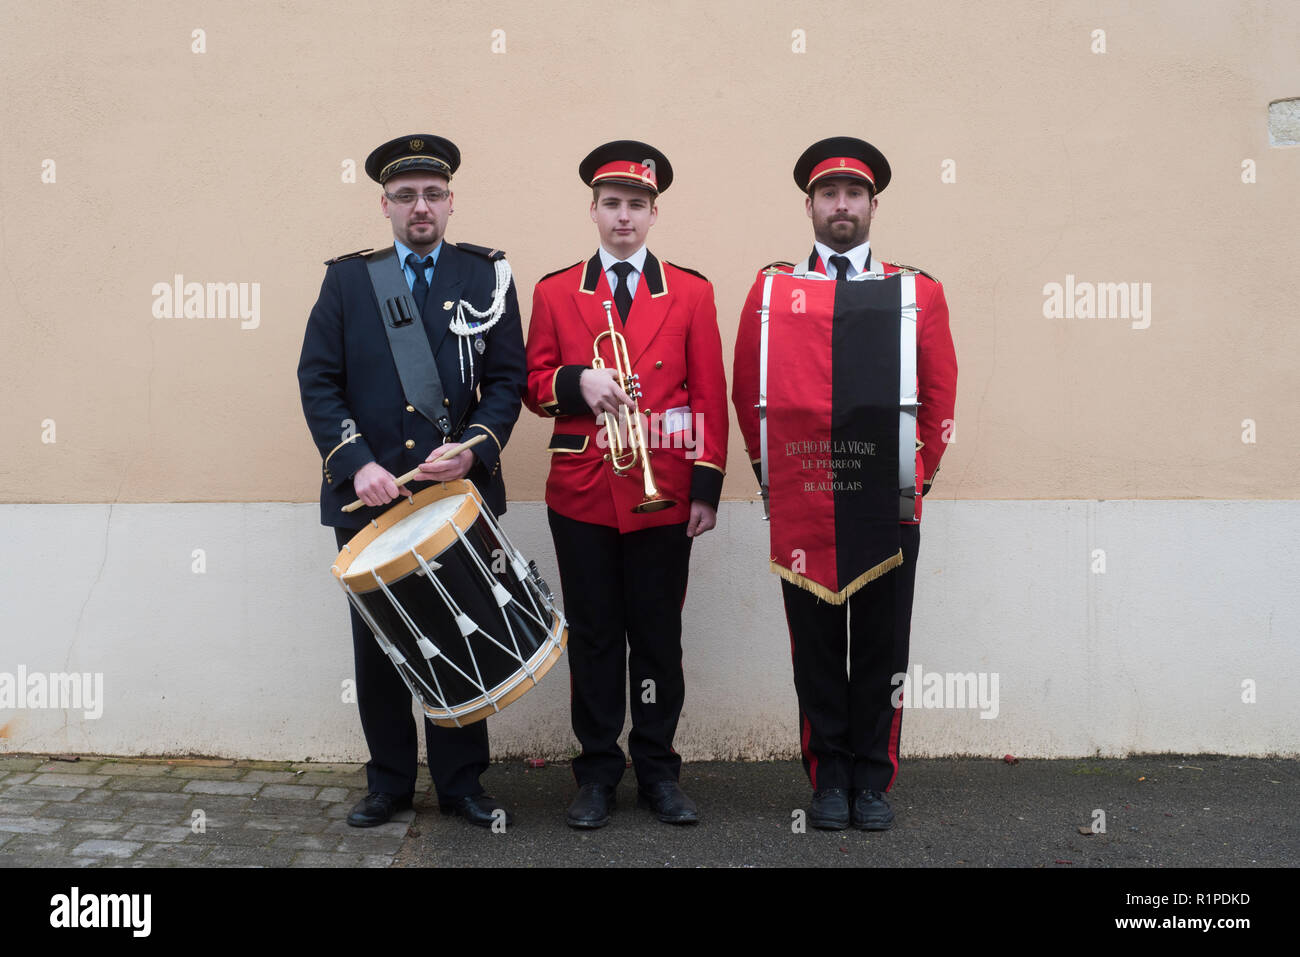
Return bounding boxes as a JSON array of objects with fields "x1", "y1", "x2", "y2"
[{"x1": 410, "y1": 139, "x2": 424, "y2": 150}]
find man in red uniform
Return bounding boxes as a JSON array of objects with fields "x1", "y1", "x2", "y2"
[
  {"x1": 732, "y1": 137, "x2": 957, "y2": 830},
  {"x1": 525, "y1": 141, "x2": 728, "y2": 828}
]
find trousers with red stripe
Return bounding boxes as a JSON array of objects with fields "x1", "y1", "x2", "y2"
[{"x1": 781, "y1": 524, "x2": 920, "y2": 793}]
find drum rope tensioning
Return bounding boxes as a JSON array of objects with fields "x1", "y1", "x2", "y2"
[{"x1": 331, "y1": 479, "x2": 568, "y2": 727}]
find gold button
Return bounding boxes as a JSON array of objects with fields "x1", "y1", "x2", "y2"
[
  {"x1": 443, "y1": 398, "x2": 451, "y2": 407},
  {"x1": 655, "y1": 361, "x2": 663, "y2": 369},
  {"x1": 406, "y1": 404, "x2": 415, "y2": 413},
  {"x1": 405, "y1": 439, "x2": 416, "y2": 449},
  {"x1": 603, "y1": 453, "x2": 611, "y2": 462}
]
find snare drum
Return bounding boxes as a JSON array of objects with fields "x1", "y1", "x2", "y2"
[{"x1": 332, "y1": 480, "x2": 567, "y2": 727}]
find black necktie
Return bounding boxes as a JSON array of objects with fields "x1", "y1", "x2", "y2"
[
  {"x1": 610, "y1": 261, "x2": 634, "y2": 323},
  {"x1": 406, "y1": 253, "x2": 434, "y2": 314},
  {"x1": 829, "y1": 255, "x2": 851, "y2": 281}
]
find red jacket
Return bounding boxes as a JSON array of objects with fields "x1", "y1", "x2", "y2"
[
  {"x1": 526, "y1": 251, "x2": 729, "y2": 533},
  {"x1": 731, "y1": 250, "x2": 957, "y2": 522}
]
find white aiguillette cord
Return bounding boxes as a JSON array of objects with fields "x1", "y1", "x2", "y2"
[
  {"x1": 452, "y1": 257, "x2": 512, "y2": 382},
  {"x1": 341, "y1": 434, "x2": 488, "y2": 513}
]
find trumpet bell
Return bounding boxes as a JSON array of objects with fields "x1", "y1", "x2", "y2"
[{"x1": 633, "y1": 496, "x2": 676, "y2": 514}]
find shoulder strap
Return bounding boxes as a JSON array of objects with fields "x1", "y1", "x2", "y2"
[
  {"x1": 539, "y1": 261, "x2": 582, "y2": 283},
  {"x1": 455, "y1": 241, "x2": 506, "y2": 261},
  {"x1": 324, "y1": 248, "x2": 373, "y2": 266},
  {"x1": 364, "y1": 247, "x2": 451, "y2": 437},
  {"x1": 666, "y1": 261, "x2": 709, "y2": 283}
]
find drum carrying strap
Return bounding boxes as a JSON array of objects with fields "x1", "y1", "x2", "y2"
[
  {"x1": 758, "y1": 272, "x2": 774, "y2": 514},
  {"x1": 365, "y1": 247, "x2": 451, "y2": 437},
  {"x1": 897, "y1": 272, "x2": 920, "y2": 521}
]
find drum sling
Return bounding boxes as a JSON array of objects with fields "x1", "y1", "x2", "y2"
[{"x1": 365, "y1": 247, "x2": 452, "y2": 437}]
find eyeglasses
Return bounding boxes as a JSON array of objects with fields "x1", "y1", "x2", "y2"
[{"x1": 384, "y1": 188, "x2": 451, "y2": 206}]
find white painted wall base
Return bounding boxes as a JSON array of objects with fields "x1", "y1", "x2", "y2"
[{"x1": 1, "y1": 501, "x2": 1295, "y2": 760}]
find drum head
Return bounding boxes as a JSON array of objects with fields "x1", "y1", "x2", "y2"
[{"x1": 333, "y1": 481, "x2": 481, "y2": 593}]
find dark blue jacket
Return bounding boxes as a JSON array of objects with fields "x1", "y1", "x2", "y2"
[{"x1": 297, "y1": 241, "x2": 526, "y2": 529}]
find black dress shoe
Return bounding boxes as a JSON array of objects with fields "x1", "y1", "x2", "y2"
[
  {"x1": 440, "y1": 793, "x2": 512, "y2": 828},
  {"x1": 851, "y1": 789, "x2": 895, "y2": 830},
  {"x1": 567, "y1": 782, "x2": 616, "y2": 829},
  {"x1": 637, "y1": 780, "x2": 699, "y2": 824},
  {"x1": 347, "y1": 792, "x2": 413, "y2": 828},
  {"x1": 808, "y1": 788, "x2": 850, "y2": 830}
]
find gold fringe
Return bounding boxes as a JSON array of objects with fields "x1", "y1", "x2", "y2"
[{"x1": 770, "y1": 550, "x2": 903, "y2": 605}]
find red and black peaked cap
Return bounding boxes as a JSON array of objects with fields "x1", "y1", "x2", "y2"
[
  {"x1": 579, "y1": 140, "x2": 673, "y2": 195},
  {"x1": 794, "y1": 136, "x2": 891, "y2": 195}
]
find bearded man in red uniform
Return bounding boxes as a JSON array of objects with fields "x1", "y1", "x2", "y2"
[
  {"x1": 732, "y1": 137, "x2": 957, "y2": 830},
  {"x1": 525, "y1": 141, "x2": 728, "y2": 828}
]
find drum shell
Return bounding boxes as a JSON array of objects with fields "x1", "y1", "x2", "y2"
[{"x1": 352, "y1": 517, "x2": 549, "y2": 707}]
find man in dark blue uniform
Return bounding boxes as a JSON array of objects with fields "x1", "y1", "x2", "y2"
[{"x1": 297, "y1": 134, "x2": 526, "y2": 828}]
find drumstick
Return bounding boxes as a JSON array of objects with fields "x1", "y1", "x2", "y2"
[{"x1": 341, "y1": 434, "x2": 489, "y2": 513}]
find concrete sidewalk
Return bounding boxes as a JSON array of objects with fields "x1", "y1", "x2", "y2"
[{"x1": 1, "y1": 754, "x2": 1295, "y2": 867}]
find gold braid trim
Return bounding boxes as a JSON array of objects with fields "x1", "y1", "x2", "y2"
[
  {"x1": 769, "y1": 549, "x2": 903, "y2": 605},
  {"x1": 324, "y1": 432, "x2": 364, "y2": 469}
]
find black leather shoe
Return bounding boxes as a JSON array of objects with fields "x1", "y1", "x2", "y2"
[
  {"x1": 440, "y1": 793, "x2": 512, "y2": 828},
  {"x1": 347, "y1": 792, "x2": 413, "y2": 828},
  {"x1": 808, "y1": 788, "x2": 850, "y2": 830},
  {"x1": 567, "y1": 782, "x2": 616, "y2": 829},
  {"x1": 637, "y1": 780, "x2": 699, "y2": 824},
  {"x1": 851, "y1": 789, "x2": 895, "y2": 831}
]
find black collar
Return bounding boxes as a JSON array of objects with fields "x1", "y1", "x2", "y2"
[{"x1": 580, "y1": 250, "x2": 667, "y2": 297}]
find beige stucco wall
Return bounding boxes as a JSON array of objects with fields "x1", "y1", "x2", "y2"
[
  {"x1": 2, "y1": 0, "x2": 1297, "y2": 506},
  {"x1": 3, "y1": 2, "x2": 1299, "y2": 761}
]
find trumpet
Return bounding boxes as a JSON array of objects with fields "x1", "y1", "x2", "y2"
[{"x1": 592, "y1": 299, "x2": 675, "y2": 514}]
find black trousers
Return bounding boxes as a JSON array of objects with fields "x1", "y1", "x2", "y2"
[
  {"x1": 547, "y1": 508, "x2": 693, "y2": 788},
  {"x1": 334, "y1": 527, "x2": 489, "y2": 802},
  {"x1": 780, "y1": 524, "x2": 920, "y2": 793}
]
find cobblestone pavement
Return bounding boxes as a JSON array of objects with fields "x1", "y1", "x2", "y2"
[{"x1": 0, "y1": 755, "x2": 416, "y2": 868}]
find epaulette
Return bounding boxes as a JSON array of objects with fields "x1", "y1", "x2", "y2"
[
  {"x1": 761, "y1": 261, "x2": 796, "y2": 275},
  {"x1": 886, "y1": 262, "x2": 938, "y2": 283},
  {"x1": 667, "y1": 262, "x2": 709, "y2": 283},
  {"x1": 323, "y1": 248, "x2": 373, "y2": 266},
  {"x1": 538, "y1": 262, "x2": 582, "y2": 283},
  {"x1": 455, "y1": 241, "x2": 506, "y2": 261}
]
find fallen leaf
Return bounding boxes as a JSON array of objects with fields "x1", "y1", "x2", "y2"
[
  {"x1": 1003, "y1": 754, "x2": 1019, "y2": 765},
  {"x1": 1077, "y1": 826, "x2": 1092, "y2": 835}
]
